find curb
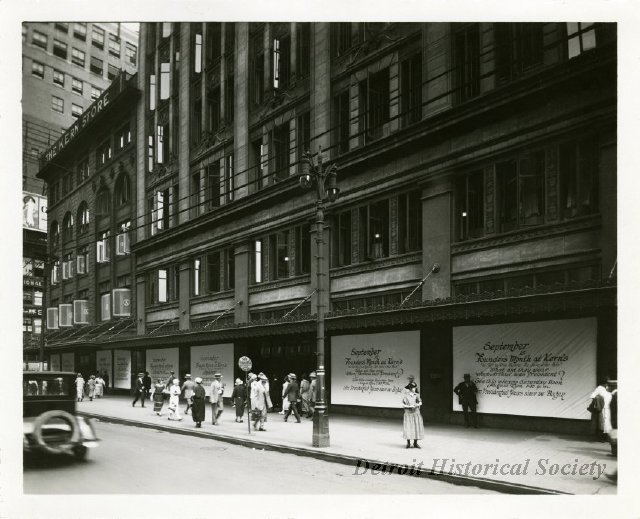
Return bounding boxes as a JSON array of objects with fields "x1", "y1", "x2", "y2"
[{"x1": 79, "y1": 412, "x2": 569, "y2": 495}]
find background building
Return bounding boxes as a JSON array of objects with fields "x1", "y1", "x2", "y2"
[
  {"x1": 22, "y1": 22, "x2": 138, "y2": 362},
  {"x1": 40, "y1": 22, "x2": 616, "y2": 433}
]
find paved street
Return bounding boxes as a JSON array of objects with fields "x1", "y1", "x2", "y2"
[
  {"x1": 72, "y1": 396, "x2": 617, "y2": 494},
  {"x1": 24, "y1": 421, "x2": 496, "y2": 494}
]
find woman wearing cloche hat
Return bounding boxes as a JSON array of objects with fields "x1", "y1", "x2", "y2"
[{"x1": 191, "y1": 377, "x2": 206, "y2": 427}]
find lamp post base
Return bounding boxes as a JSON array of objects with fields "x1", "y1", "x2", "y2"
[{"x1": 312, "y1": 404, "x2": 330, "y2": 447}]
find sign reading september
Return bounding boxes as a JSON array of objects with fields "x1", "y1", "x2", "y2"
[
  {"x1": 331, "y1": 331, "x2": 420, "y2": 407},
  {"x1": 146, "y1": 347, "x2": 179, "y2": 386},
  {"x1": 452, "y1": 318, "x2": 597, "y2": 420},
  {"x1": 190, "y1": 344, "x2": 234, "y2": 397}
]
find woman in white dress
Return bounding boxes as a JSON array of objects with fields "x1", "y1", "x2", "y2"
[
  {"x1": 402, "y1": 385, "x2": 424, "y2": 449},
  {"x1": 590, "y1": 381, "x2": 613, "y2": 439},
  {"x1": 75, "y1": 373, "x2": 85, "y2": 402},
  {"x1": 280, "y1": 375, "x2": 290, "y2": 415},
  {"x1": 94, "y1": 375, "x2": 104, "y2": 398},
  {"x1": 168, "y1": 379, "x2": 182, "y2": 421}
]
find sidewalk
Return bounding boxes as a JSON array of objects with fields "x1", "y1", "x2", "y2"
[{"x1": 77, "y1": 395, "x2": 617, "y2": 495}]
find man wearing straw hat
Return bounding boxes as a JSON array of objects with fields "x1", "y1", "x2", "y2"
[
  {"x1": 210, "y1": 373, "x2": 224, "y2": 425},
  {"x1": 283, "y1": 373, "x2": 302, "y2": 423}
]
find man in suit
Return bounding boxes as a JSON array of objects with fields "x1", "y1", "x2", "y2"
[
  {"x1": 209, "y1": 373, "x2": 224, "y2": 425},
  {"x1": 454, "y1": 374, "x2": 478, "y2": 428},
  {"x1": 132, "y1": 372, "x2": 146, "y2": 407},
  {"x1": 283, "y1": 373, "x2": 302, "y2": 423},
  {"x1": 143, "y1": 371, "x2": 152, "y2": 402}
]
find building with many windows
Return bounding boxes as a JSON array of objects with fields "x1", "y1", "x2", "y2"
[
  {"x1": 39, "y1": 22, "x2": 616, "y2": 433},
  {"x1": 22, "y1": 22, "x2": 138, "y2": 362},
  {"x1": 37, "y1": 72, "x2": 138, "y2": 376}
]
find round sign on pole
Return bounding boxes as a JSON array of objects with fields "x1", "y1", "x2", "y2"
[{"x1": 238, "y1": 356, "x2": 252, "y2": 372}]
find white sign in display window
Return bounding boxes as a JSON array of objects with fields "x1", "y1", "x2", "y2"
[
  {"x1": 146, "y1": 347, "x2": 179, "y2": 386},
  {"x1": 96, "y1": 350, "x2": 113, "y2": 382},
  {"x1": 114, "y1": 350, "x2": 132, "y2": 389},
  {"x1": 61, "y1": 352, "x2": 75, "y2": 373},
  {"x1": 190, "y1": 344, "x2": 234, "y2": 397},
  {"x1": 49, "y1": 354, "x2": 61, "y2": 372},
  {"x1": 331, "y1": 331, "x2": 421, "y2": 407},
  {"x1": 452, "y1": 318, "x2": 597, "y2": 420}
]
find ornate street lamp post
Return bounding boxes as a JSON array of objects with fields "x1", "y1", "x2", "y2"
[{"x1": 299, "y1": 146, "x2": 339, "y2": 448}]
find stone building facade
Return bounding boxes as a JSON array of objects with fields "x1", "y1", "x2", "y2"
[{"x1": 40, "y1": 22, "x2": 616, "y2": 433}]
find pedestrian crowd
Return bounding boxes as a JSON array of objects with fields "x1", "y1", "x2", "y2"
[
  {"x1": 128, "y1": 370, "x2": 320, "y2": 432},
  {"x1": 80, "y1": 366, "x2": 618, "y2": 451},
  {"x1": 74, "y1": 371, "x2": 109, "y2": 402}
]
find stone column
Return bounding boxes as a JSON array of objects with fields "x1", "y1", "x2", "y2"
[
  {"x1": 234, "y1": 23, "x2": 249, "y2": 199},
  {"x1": 178, "y1": 23, "x2": 191, "y2": 225},
  {"x1": 178, "y1": 260, "x2": 191, "y2": 330},
  {"x1": 136, "y1": 274, "x2": 146, "y2": 335},
  {"x1": 136, "y1": 25, "x2": 149, "y2": 243},
  {"x1": 234, "y1": 242, "x2": 250, "y2": 323},
  {"x1": 421, "y1": 178, "x2": 453, "y2": 300},
  {"x1": 311, "y1": 23, "x2": 331, "y2": 154}
]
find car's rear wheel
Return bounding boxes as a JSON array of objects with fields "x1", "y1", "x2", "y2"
[{"x1": 32, "y1": 410, "x2": 79, "y2": 455}]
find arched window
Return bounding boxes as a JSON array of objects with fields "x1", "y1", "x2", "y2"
[
  {"x1": 50, "y1": 221, "x2": 59, "y2": 249},
  {"x1": 62, "y1": 212, "x2": 74, "y2": 242},
  {"x1": 114, "y1": 173, "x2": 131, "y2": 206},
  {"x1": 77, "y1": 202, "x2": 90, "y2": 234},
  {"x1": 95, "y1": 187, "x2": 111, "y2": 217}
]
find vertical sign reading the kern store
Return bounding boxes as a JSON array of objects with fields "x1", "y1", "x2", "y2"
[
  {"x1": 43, "y1": 77, "x2": 123, "y2": 163},
  {"x1": 114, "y1": 350, "x2": 132, "y2": 389}
]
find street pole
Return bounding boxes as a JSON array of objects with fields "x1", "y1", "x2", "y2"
[
  {"x1": 313, "y1": 199, "x2": 329, "y2": 447},
  {"x1": 299, "y1": 146, "x2": 338, "y2": 448}
]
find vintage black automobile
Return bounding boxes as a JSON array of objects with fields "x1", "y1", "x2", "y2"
[{"x1": 23, "y1": 371, "x2": 99, "y2": 460}]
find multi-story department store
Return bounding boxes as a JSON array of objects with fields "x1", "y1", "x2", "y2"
[
  {"x1": 22, "y1": 22, "x2": 138, "y2": 362},
  {"x1": 40, "y1": 22, "x2": 616, "y2": 434}
]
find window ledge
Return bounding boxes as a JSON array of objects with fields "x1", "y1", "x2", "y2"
[
  {"x1": 451, "y1": 214, "x2": 601, "y2": 255},
  {"x1": 249, "y1": 274, "x2": 311, "y2": 294},
  {"x1": 330, "y1": 252, "x2": 422, "y2": 278}
]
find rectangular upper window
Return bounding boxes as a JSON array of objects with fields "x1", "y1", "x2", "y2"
[
  {"x1": 108, "y1": 34, "x2": 121, "y2": 57},
  {"x1": 71, "y1": 48, "x2": 86, "y2": 67},
  {"x1": 92, "y1": 26, "x2": 105, "y2": 49},
  {"x1": 71, "y1": 103, "x2": 83, "y2": 118},
  {"x1": 31, "y1": 61, "x2": 44, "y2": 79},
  {"x1": 53, "y1": 39, "x2": 68, "y2": 60},
  {"x1": 73, "y1": 22, "x2": 87, "y2": 41},
  {"x1": 160, "y1": 62, "x2": 170, "y2": 99},
  {"x1": 125, "y1": 42, "x2": 137, "y2": 65},
  {"x1": 454, "y1": 24, "x2": 480, "y2": 103},
  {"x1": 32, "y1": 31, "x2": 47, "y2": 50},
  {"x1": 91, "y1": 85, "x2": 102, "y2": 100},
  {"x1": 53, "y1": 69, "x2": 65, "y2": 87},
  {"x1": 51, "y1": 95, "x2": 64, "y2": 114},
  {"x1": 90, "y1": 56, "x2": 103, "y2": 76},
  {"x1": 72, "y1": 77, "x2": 83, "y2": 95},
  {"x1": 55, "y1": 23, "x2": 69, "y2": 34},
  {"x1": 567, "y1": 22, "x2": 597, "y2": 59},
  {"x1": 107, "y1": 63, "x2": 119, "y2": 80}
]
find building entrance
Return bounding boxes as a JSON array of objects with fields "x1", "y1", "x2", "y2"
[{"x1": 235, "y1": 337, "x2": 316, "y2": 411}]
